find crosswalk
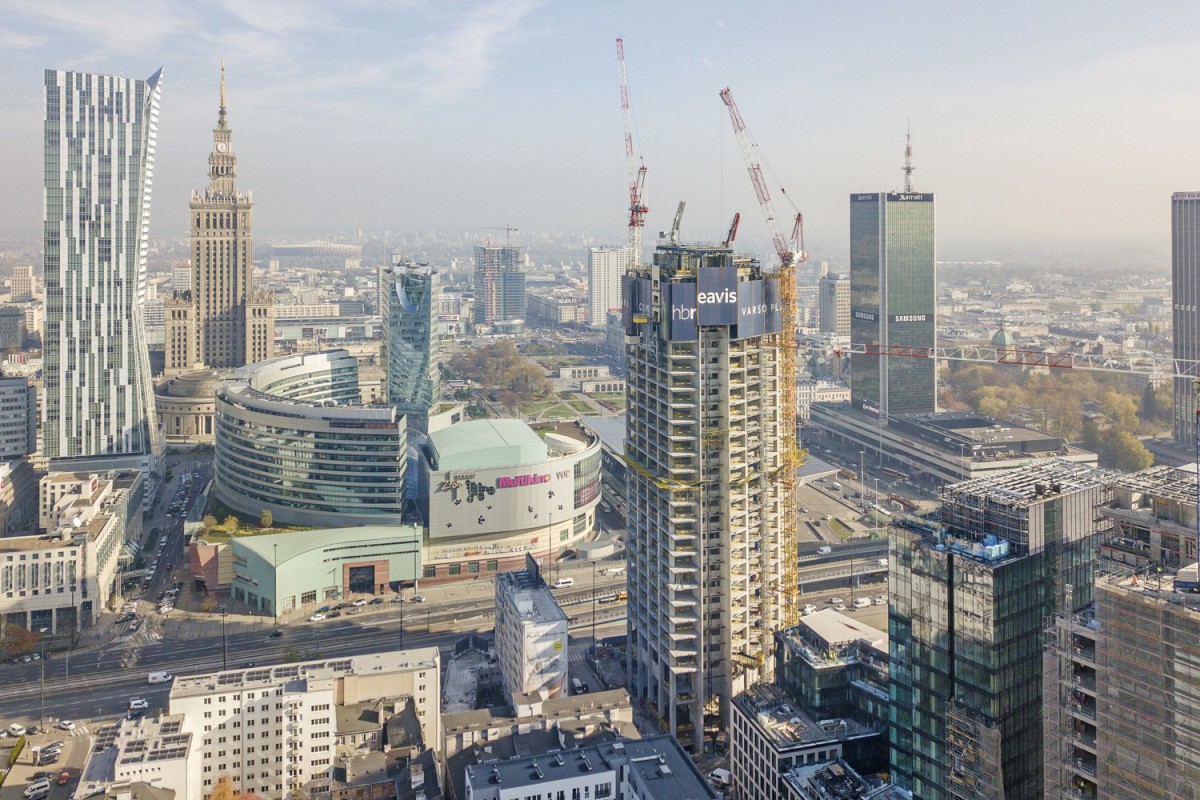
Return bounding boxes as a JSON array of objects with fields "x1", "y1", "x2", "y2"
[{"x1": 111, "y1": 630, "x2": 163, "y2": 646}]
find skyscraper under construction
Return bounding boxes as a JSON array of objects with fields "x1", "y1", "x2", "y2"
[{"x1": 623, "y1": 240, "x2": 788, "y2": 752}]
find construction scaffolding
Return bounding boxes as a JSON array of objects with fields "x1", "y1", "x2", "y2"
[{"x1": 946, "y1": 699, "x2": 1004, "y2": 800}]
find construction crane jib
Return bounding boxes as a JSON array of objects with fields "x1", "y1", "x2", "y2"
[
  {"x1": 719, "y1": 86, "x2": 806, "y2": 639},
  {"x1": 616, "y1": 37, "x2": 648, "y2": 266}
]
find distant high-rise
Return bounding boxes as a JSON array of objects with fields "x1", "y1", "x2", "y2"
[
  {"x1": 889, "y1": 461, "x2": 1109, "y2": 800},
  {"x1": 849, "y1": 190, "x2": 936, "y2": 416},
  {"x1": 10, "y1": 266, "x2": 34, "y2": 303},
  {"x1": 42, "y1": 68, "x2": 163, "y2": 470},
  {"x1": 624, "y1": 242, "x2": 787, "y2": 752},
  {"x1": 818, "y1": 272, "x2": 850, "y2": 337},
  {"x1": 381, "y1": 259, "x2": 440, "y2": 433},
  {"x1": 1173, "y1": 192, "x2": 1200, "y2": 446},
  {"x1": 588, "y1": 246, "x2": 630, "y2": 328},
  {"x1": 166, "y1": 66, "x2": 273, "y2": 373},
  {"x1": 473, "y1": 245, "x2": 524, "y2": 326}
]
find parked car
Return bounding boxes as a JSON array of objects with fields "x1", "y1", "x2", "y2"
[
  {"x1": 129, "y1": 697, "x2": 149, "y2": 711},
  {"x1": 308, "y1": 613, "x2": 326, "y2": 622},
  {"x1": 57, "y1": 771, "x2": 70, "y2": 785},
  {"x1": 8, "y1": 723, "x2": 26, "y2": 736},
  {"x1": 351, "y1": 598, "x2": 368, "y2": 607},
  {"x1": 412, "y1": 595, "x2": 426, "y2": 603},
  {"x1": 369, "y1": 598, "x2": 383, "y2": 605}
]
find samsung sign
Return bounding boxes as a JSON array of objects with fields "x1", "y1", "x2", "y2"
[{"x1": 890, "y1": 314, "x2": 928, "y2": 323}]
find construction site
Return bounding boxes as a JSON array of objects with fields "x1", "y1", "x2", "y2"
[{"x1": 1043, "y1": 567, "x2": 1200, "y2": 799}]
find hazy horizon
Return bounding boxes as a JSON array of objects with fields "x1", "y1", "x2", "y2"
[{"x1": 3, "y1": 1, "x2": 1200, "y2": 259}]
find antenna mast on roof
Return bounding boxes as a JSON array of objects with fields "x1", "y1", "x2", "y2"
[{"x1": 902, "y1": 121, "x2": 915, "y2": 193}]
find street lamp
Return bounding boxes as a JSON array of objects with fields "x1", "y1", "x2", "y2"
[
  {"x1": 859, "y1": 450, "x2": 865, "y2": 491},
  {"x1": 218, "y1": 604, "x2": 228, "y2": 671},
  {"x1": 591, "y1": 562, "x2": 598, "y2": 655},
  {"x1": 38, "y1": 626, "x2": 48, "y2": 729}
]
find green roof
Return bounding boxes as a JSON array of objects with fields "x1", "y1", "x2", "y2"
[
  {"x1": 430, "y1": 419, "x2": 547, "y2": 470},
  {"x1": 233, "y1": 525, "x2": 421, "y2": 565}
]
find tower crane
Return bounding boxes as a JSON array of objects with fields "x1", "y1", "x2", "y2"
[
  {"x1": 616, "y1": 38, "x2": 648, "y2": 266},
  {"x1": 719, "y1": 86, "x2": 806, "y2": 641}
]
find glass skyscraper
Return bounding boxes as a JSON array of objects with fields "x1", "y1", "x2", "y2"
[
  {"x1": 473, "y1": 245, "x2": 524, "y2": 325},
  {"x1": 381, "y1": 259, "x2": 441, "y2": 433},
  {"x1": 1173, "y1": 192, "x2": 1200, "y2": 447},
  {"x1": 42, "y1": 69, "x2": 163, "y2": 471},
  {"x1": 849, "y1": 192, "x2": 936, "y2": 416}
]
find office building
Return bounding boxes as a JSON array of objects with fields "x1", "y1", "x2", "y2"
[
  {"x1": 380, "y1": 260, "x2": 440, "y2": 433},
  {"x1": 494, "y1": 557, "x2": 569, "y2": 700},
  {"x1": 624, "y1": 242, "x2": 787, "y2": 751},
  {"x1": 164, "y1": 66, "x2": 273, "y2": 374},
  {"x1": 588, "y1": 245, "x2": 630, "y2": 328},
  {"x1": 1174, "y1": 191, "x2": 1200, "y2": 446},
  {"x1": 10, "y1": 265, "x2": 34, "y2": 302},
  {"x1": 849, "y1": 191, "x2": 936, "y2": 415},
  {"x1": 1100, "y1": 464, "x2": 1200, "y2": 568},
  {"x1": 818, "y1": 272, "x2": 850, "y2": 337},
  {"x1": 463, "y1": 735, "x2": 719, "y2": 800},
  {"x1": 0, "y1": 306, "x2": 23, "y2": 351},
  {"x1": 171, "y1": 262, "x2": 192, "y2": 293},
  {"x1": 212, "y1": 350, "x2": 407, "y2": 528},
  {"x1": 42, "y1": 68, "x2": 163, "y2": 471},
  {"x1": 889, "y1": 460, "x2": 1111, "y2": 800},
  {"x1": 1044, "y1": 569, "x2": 1200, "y2": 799},
  {"x1": 473, "y1": 245, "x2": 524, "y2": 325}
]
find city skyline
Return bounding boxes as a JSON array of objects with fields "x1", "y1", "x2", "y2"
[{"x1": 0, "y1": 2, "x2": 1199, "y2": 255}]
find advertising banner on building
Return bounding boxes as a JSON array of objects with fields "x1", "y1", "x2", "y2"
[
  {"x1": 735, "y1": 279, "x2": 783, "y2": 339},
  {"x1": 666, "y1": 282, "x2": 698, "y2": 341},
  {"x1": 696, "y1": 267, "x2": 739, "y2": 325}
]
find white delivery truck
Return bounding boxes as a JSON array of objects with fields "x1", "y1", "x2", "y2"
[{"x1": 147, "y1": 671, "x2": 173, "y2": 684}]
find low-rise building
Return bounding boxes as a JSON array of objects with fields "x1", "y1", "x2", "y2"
[
  {"x1": 2, "y1": 471, "x2": 143, "y2": 633},
  {"x1": 494, "y1": 558, "x2": 568, "y2": 699},
  {"x1": 462, "y1": 734, "x2": 717, "y2": 800},
  {"x1": 76, "y1": 714, "x2": 193, "y2": 800}
]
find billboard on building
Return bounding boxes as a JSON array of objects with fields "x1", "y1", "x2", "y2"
[
  {"x1": 735, "y1": 278, "x2": 782, "y2": 339},
  {"x1": 696, "y1": 267, "x2": 739, "y2": 326}
]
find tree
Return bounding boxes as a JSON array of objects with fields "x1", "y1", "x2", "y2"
[
  {"x1": 0, "y1": 623, "x2": 40, "y2": 657},
  {"x1": 209, "y1": 775, "x2": 261, "y2": 800},
  {"x1": 202, "y1": 515, "x2": 218, "y2": 533},
  {"x1": 259, "y1": 510, "x2": 272, "y2": 529},
  {"x1": 1141, "y1": 383, "x2": 1159, "y2": 421},
  {"x1": 1100, "y1": 391, "x2": 1138, "y2": 433},
  {"x1": 1102, "y1": 431, "x2": 1154, "y2": 472},
  {"x1": 200, "y1": 595, "x2": 218, "y2": 613},
  {"x1": 223, "y1": 515, "x2": 239, "y2": 533}
]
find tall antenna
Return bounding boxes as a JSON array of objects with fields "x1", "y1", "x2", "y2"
[{"x1": 902, "y1": 120, "x2": 915, "y2": 192}]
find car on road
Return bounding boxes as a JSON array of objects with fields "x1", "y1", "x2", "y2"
[
  {"x1": 875, "y1": 596, "x2": 887, "y2": 606},
  {"x1": 369, "y1": 598, "x2": 383, "y2": 605},
  {"x1": 351, "y1": 598, "x2": 368, "y2": 607},
  {"x1": 269, "y1": 629, "x2": 284, "y2": 638},
  {"x1": 327, "y1": 611, "x2": 342, "y2": 618},
  {"x1": 8, "y1": 723, "x2": 26, "y2": 736},
  {"x1": 308, "y1": 613, "x2": 326, "y2": 622},
  {"x1": 828, "y1": 596, "x2": 844, "y2": 605},
  {"x1": 412, "y1": 595, "x2": 426, "y2": 603},
  {"x1": 21, "y1": 654, "x2": 31, "y2": 662},
  {"x1": 129, "y1": 697, "x2": 149, "y2": 711},
  {"x1": 833, "y1": 602, "x2": 847, "y2": 611},
  {"x1": 57, "y1": 772, "x2": 70, "y2": 786},
  {"x1": 390, "y1": 595, "x2": 404, "y2": 603},
  {"x1": 58, "y1": 720, "x2": 75, "y2": 731},
  {"x1": 803, "y1": 604, "x2": 817, "y2": 615},
  {"x1": 31, "y1": 771, "x2": 53, "y2": 780},
  {"x1": 24, "y1": 782, "x2": 50, "y2": 799}
]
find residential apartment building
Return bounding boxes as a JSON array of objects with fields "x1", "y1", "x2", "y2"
[
  {"x1": 849, "y1": 191, "x2": 936, "y2": 415},
  {"x1": 624, "y1": 242, "x2": 787, "y2": 751},
  {"x1": 10, "y1": 265, "x2": 35, "y2": 303},
  {"x1": 0, "y1": 376, "x2": 36, "y2": 459},
  {"x1": 588, "y1": 245, "x2": 630, "y2": 328},
  {"x1": 42, "y1": 68, "x2": 163, "y2": 473},
  {"x1": 167, "y1": 649, "x2": 440, "y2": 800},
  {"x1": 494, "y1": 559, "x2": 568, "y2": 700},
  {"x1": 380, "y1": 260, "x2": 441, "y2": 434},
  {"x1": 889, "y1": 460, "x2": 1111, "y2": 799}
]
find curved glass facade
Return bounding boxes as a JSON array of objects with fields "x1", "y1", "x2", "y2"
[{"x1": 213, "y1": 350, "x2": 407, "y2": 527}]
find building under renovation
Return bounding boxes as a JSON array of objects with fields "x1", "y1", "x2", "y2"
[
  {"x1": 1100, "y1": 464, "x2": 1200, "y2": 570},
  {"x1": 889, "y1": 460, "x2": 1113, "y2": 800},
  {"x1": 1043, "y1": 568, "x2": 1200, "y2": 798}
]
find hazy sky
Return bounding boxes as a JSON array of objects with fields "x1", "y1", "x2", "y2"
[{"x1": 3, "y1": 1, "x2": 1200, "y2": 258}]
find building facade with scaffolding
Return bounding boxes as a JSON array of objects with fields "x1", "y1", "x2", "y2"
[
  {"x1": 623, "y1": 242, "x2": 787, "y2": 752},
  {"x1": 1099, "y1": 464, "x2": 1200, "y2": 570},
  {"x1": 888, "y1": 460, "x2": 1112, "y2": 799},
  {"x1": 1043, "y1": 569, "x2": 1200, "y2": 799}
]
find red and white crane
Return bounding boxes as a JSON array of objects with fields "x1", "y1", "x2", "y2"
[{"x1": 617, "y1": 37, "x2": 648, "y2": 266}]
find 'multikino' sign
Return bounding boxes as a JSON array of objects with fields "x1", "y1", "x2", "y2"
[{"x1": 496, "y1": 473, "x2": 551, "y2": 489}]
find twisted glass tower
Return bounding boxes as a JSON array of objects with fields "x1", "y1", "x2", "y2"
[{"x1": 42, "y1": 68, "x2": 163, "y2": 471}]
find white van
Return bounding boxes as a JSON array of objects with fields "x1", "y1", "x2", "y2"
[
  {"x1": 147, "y1": 671, "x2": 173, "y2": 684},
  {"x1": 572, "y1": 677, "x2": 585, "y2": 694},
  {"x1": 831, "y1": 482, "x2": 842, "y2": 490},
  {"x1": 853, "y1": 598, "x2": 871, "y2": 609},
  {"x1": 710, "y1": 768, "x2": 732, "y2": 787},
  {"x1": 551, "y1": 578, "x2": 574, "y2": 589},
  {"x1": 816, "y1": 545, "x2": 832, "y2": 555}
]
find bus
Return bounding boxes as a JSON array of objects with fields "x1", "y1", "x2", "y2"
[
  {"x1": 838, "y1": 469, "x2": 857, "y2": 481},
  {"x1": 882, "y1": 467, "x2": 907, "y2": 481}
]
